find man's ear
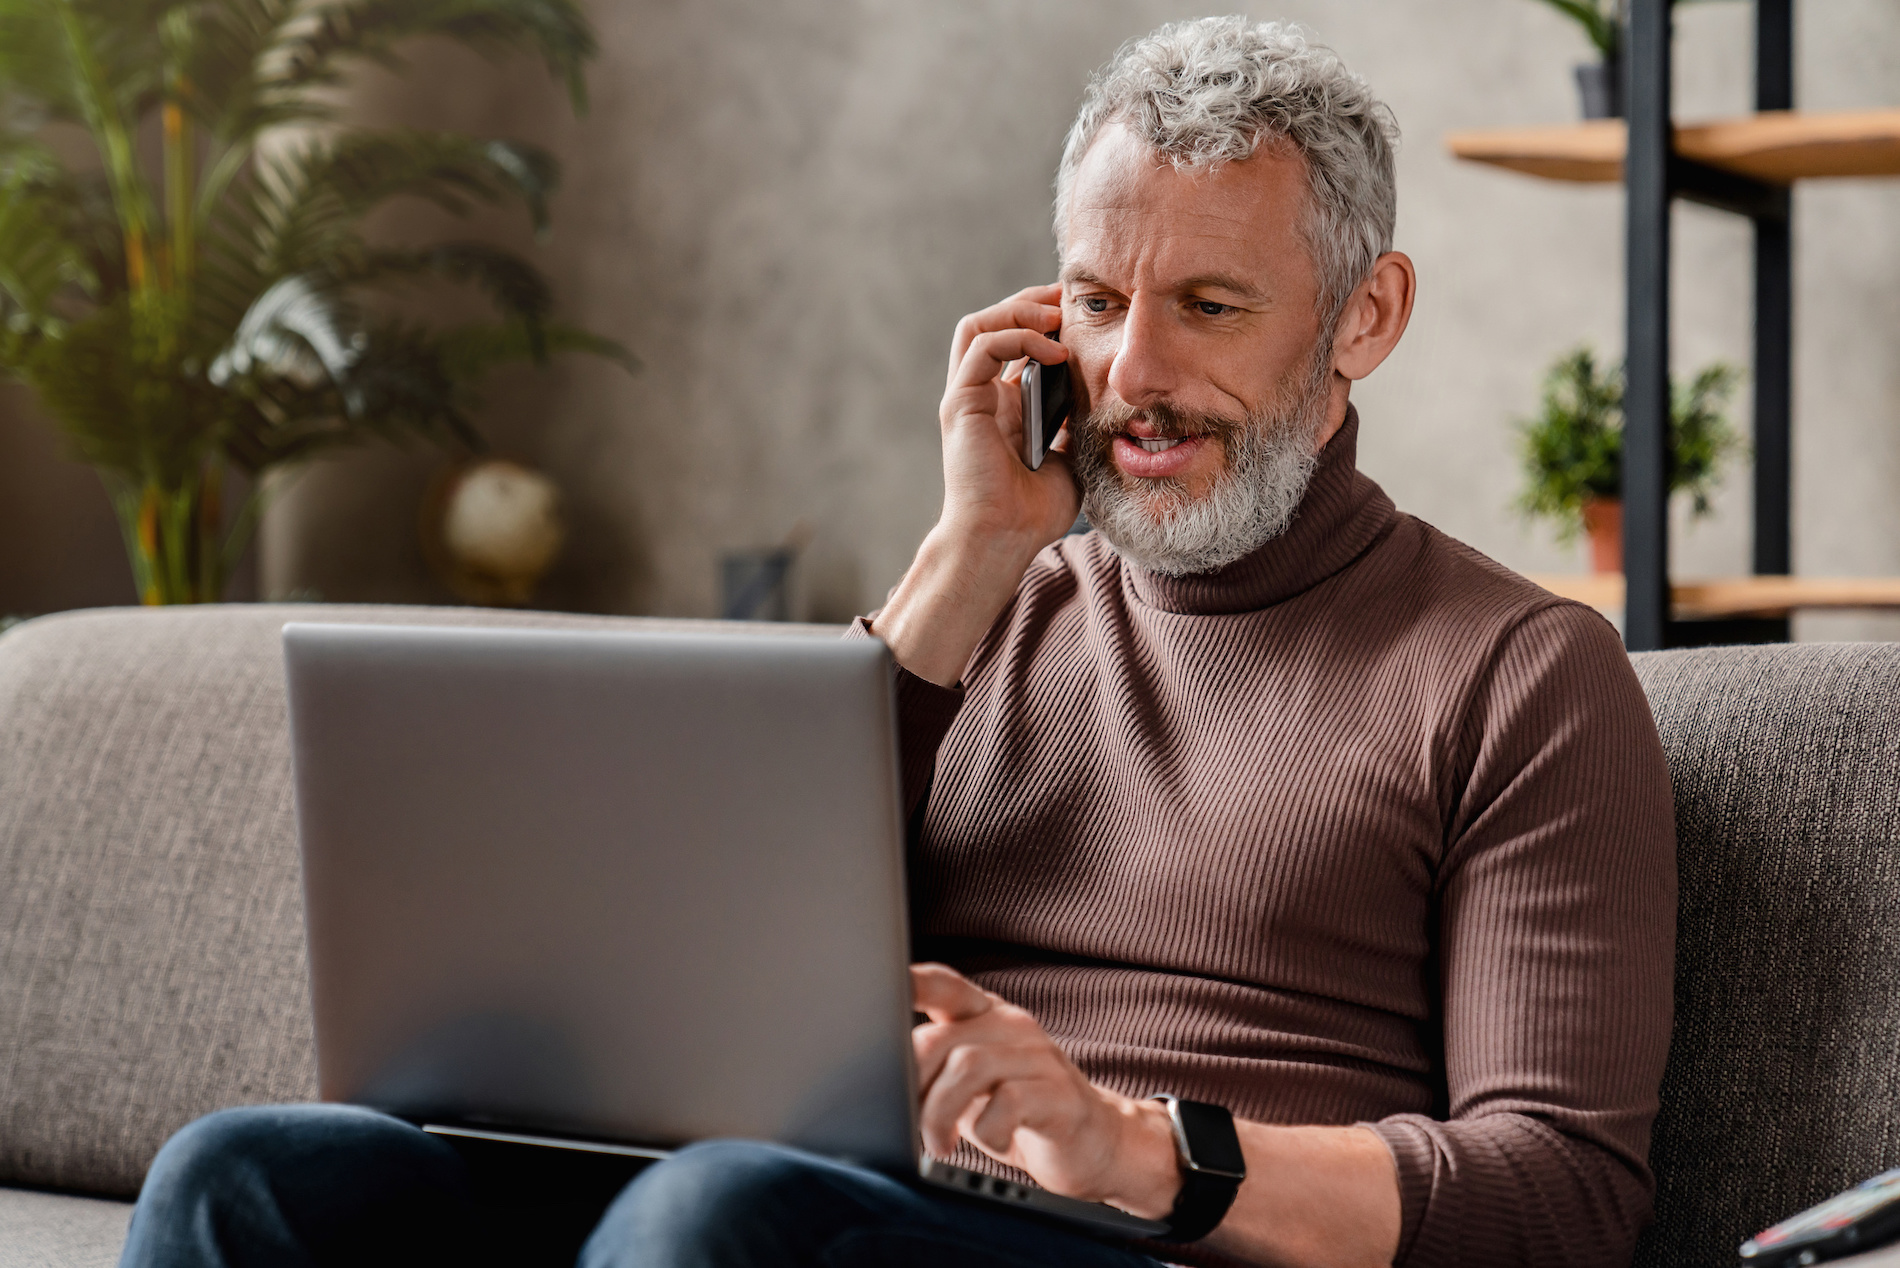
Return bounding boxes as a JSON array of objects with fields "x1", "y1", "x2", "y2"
[{"x1": 1331, "y1": 251, "x2": 1416, "y2": 382}]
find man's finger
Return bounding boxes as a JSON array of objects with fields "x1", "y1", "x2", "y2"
[
  {"x1": 949, "y1": 328, "x2": 1067, "y2": 395},
  {"x1": 918, "y1": 1043, "x2": 1051, "y2": 1159},
  {"x1": 966, "y1": 1079, "x2": 1038, "y2": 1157},
  {"x1": 946, "y1": 287, "x2": 1062, "y2": 380},
  {"x1": 912, "y1": 1008, "x2": 1030, "y2": 1093},
  {"x1": 911, "y1": 963, "x2": 994, "y2": 1023},
  {"x1": 950, "y1": 297, "x2": 1060, "y2": 354}
]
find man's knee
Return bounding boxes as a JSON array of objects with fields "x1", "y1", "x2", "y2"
[
  {"x1": 603, "y1": 1139, "x2": 827, "y2": 1228},
  {"x1": 150, "y1": 1104, "x2": 394, "y2": 1174},
  {"x1": 145, "y1": 1106, "x2": 303, "y2": 1195},
  {"x1": 583, "y1": 1140, "x2": 890, "y2": 1266},
  {"x1": 140, "y1": 1103, "x2": 447, "y2": 1212},
  {"x1": 128, "y1": 1104, "x2": 469, "y2": 1268}
]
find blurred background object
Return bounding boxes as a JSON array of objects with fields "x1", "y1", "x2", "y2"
[
  {"x1": 719, "y1": 523, "x2": 811, "y2": 622},
  {"x1": 1530, "y1": 1, "x2": 1726, "y2": 120},
  {"x1": 0, "y1": 0, "x2": 626, "y2": 605},
  {"x1": 424, "y1": 458, "x2": 566, "y2": 606},
  {"x1": 1529, "y1": 0, "x2": 1628, "y2": 118},
  {"x1": 720, "y1": 550, "x2": 794, "y2": 622}
]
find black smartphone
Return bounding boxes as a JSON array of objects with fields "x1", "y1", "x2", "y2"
[
  {"x1": 1020, "y1": 331, "x2": 1074, "y2": 471},
  {"x1": 1740, "y1": 1169, "x2": 1900, "y2": 1268}
]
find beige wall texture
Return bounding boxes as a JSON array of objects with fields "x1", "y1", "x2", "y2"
[{"x1": 6, "y1": 2, "x2": 1898, "y2": 636}]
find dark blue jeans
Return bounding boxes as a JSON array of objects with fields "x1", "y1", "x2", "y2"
[{"x1": 118, "y1": 1104, "x2": 1169, "y2": 1268}]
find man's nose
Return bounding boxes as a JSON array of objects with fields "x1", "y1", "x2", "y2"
[{"x1": 1105, "y1": 295, "x2": 1182, "y2": 409}]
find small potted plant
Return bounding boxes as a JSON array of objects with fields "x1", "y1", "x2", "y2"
[
  {"x1": 1516, "y1": 346, "x2": 1742, "y2": 573},
  {"x1": 1530, "y1": 0, "x2": 1626, "y2": 119}
]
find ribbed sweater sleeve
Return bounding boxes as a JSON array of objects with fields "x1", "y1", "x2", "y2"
[
  {"x1": 1363, "y1": 604, "x2": 1677, "y2": 1268},
  {"x1": 846, "y1": 617, "x2": 964, "y2": 816}
]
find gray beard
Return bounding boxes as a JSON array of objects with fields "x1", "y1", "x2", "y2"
[{"x1": 1072, "y1": 351, "x2": 1334, "y2": 578}]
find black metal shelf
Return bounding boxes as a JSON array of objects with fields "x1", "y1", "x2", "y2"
[{"x1": 1623, "y1": 0, "x2": 1792, "y2": 650}]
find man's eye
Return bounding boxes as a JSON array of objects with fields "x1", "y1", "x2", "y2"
[
  {"x1": 1195, "y1": 301, "x2": 1232, "y2": 316},
  {"x1": 1082, "y1": 296, "x2": 1110, "y2": 314}
]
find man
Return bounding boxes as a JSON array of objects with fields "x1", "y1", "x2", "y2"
[{"x1": 120, "y1": 17, "x2": 1675, "y2": 1268}]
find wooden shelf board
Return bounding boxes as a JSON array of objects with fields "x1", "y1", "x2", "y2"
[
  {"x1": 1527, "y1": 574, "x2": 1900, "y2": 619},
  {"x1": 1447, "y1": 119, "x2": 1627, "y2": 182},
  {"x1": 1446, "y1": 108, "x2": 1900, "y2": 184}
]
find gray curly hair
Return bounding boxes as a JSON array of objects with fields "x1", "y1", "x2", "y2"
[{"x1": 1054, "y1": 17, "x2": 1400, "y2": 326}]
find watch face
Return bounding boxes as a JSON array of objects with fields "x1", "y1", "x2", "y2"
[{"x1": 1176, "y1": 1099, "x2": 1247, "y2": 1177}]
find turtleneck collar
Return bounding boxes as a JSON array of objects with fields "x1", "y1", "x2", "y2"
[{"x1": 1122, "y1": 406, "x2": 1396, "y2": 616}]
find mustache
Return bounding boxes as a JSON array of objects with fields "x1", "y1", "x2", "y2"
[{"x1": 1082, "y1": 398, "x2": 1249, "y2": 442}]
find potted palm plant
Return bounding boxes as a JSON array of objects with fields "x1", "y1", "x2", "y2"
[
  {"x1": 1517, "y1": 346, "x2": 1742, "y2": 573},
  {"x1": 0, "y1": 0, "x2": 627, "y2": 604}
]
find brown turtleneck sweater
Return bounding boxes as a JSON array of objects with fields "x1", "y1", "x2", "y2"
[{"x1": 869, "y1": 411, "x2": 1676, "y2": 1268}]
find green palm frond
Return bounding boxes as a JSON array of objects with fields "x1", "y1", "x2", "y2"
[
  {"x1": 0, "y1": 184, "x2": 95, "y2": 327},
  {"x1": 78, "y1": 0, "x2": 171, "y2": 107},
  {"x1": 19, "y1": 304, "x2": 135, "y2": 456},
  {"x1": 176, "y1": 0, "x2": 297, "y2": 133},
  {"x1": 439, "y1": 317, "x2": 635, "y2": 379},
  {"x1": 229, "y1": 131, "x2": 559, "y2": 280},
  {"x1": 18, "y1": 300, "x2": 169, "y2": 475},
  {"x1": 270, "y1": 0, "x2": 595, "y2": 111},
  {"x1": 346, "y1": 242, "x2": 551, "y2": 335},
  {"x1": 220, "y1": 314, "x2": 483, "y2": 471},
  {"x1": 315, "y1": 130, "x2": 558, "y2": 232},
  {"x1": 337, "y1": 317, "x2": 478, "y2": 444},
  {"x1": 0, "y1": 0, "x2": 85, "y2": 122},
  {"x1": 217, "y1": 314, "x2": 635, "y2": 475},
  {"x1": 210, "y1": 271, "x2": 364, "y2": 400},
  {"x1": 0, "y1": 130, "x2": 58, "y2": 181},
  {"x1": 5, "y1": 181, "x2": 122, "y2": 326}
]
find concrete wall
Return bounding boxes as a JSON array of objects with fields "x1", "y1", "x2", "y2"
[
  {"x1": 0, "y1": 386, "x2": 136, "y2": 617},
  {"x1": 8, "y1": 1, "x2": 1899, "y2": 637}
]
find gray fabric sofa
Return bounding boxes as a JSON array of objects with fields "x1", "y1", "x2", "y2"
[{"x1": 0, "y1": 606, "x2": 1894, "y2": 1267}]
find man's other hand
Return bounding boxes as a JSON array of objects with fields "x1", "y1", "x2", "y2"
[
  {"x1": 870, "y1": 286, "x2": 1081, "y2": 689},
  {"x1": 909, "y1": 962, "x2": 1182, "y2": 1220},
  {"x1": 910, "y1": 964, "x2": 1403, "y2": 1266}
]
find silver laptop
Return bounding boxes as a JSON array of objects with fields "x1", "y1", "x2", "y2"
[{"x1": 284, "y1": 622, "x2": 1165, "y2": 1239}]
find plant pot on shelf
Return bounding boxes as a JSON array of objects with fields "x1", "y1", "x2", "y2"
[
  {"x1": 1575, "y1": 56, "x2": 1622, "y2": 119},
  {"x1": 1582, "y1": 498, "x2": 1623, "y2": 575}
]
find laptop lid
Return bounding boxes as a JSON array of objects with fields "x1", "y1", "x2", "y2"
[{"x1": 283, "y1": 622, "x2": 916, "y2": 1171}]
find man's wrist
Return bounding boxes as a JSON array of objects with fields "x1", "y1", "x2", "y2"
[
  {"x1": 922, "y1": 518, "x2": 1046, "y2": 591},
  {"x1": 872, "y1": 523, "x2": 1042, "y2": 688},
  {"x1": 1096, "y1": 1095, "x2": 1185, "y2": 1220}
]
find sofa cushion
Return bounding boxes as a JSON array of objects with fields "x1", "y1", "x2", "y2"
[
  {"x1": 1631, "y1": 643, "x2": 1900, "y2": 1268},
  {"x1": 0, "y1": 604, "x2": 820, "y2": 1198},
  {"x1": 0, "y1": 1187, "x2": 133, "y2": 1267}
]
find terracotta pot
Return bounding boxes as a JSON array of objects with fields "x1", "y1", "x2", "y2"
[{"x1": 1582, "y1": 498, "x2": 1623, "y2": 575}]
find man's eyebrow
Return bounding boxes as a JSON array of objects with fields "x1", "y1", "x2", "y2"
[
  {"x1": 1057, "y1": 265, "x2": 1270, "y2": 303},
  {"x1": 1175, "y1": 273, "x2": 1271, "y2": 302}
]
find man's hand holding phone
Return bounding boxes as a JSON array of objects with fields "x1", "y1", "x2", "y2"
[{"x1": 871, "y1": 283, "x2": 1081, "y2": 687}]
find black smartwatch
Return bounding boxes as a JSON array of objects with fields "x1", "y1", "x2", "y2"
[{"x1": 1153, "y1": 1096, "x2": 1246, "y2": 1243}]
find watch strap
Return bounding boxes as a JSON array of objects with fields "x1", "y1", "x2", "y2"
[{"x1": 1155, "y1": 1096, "x2": 1245, "y2": 1243}]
